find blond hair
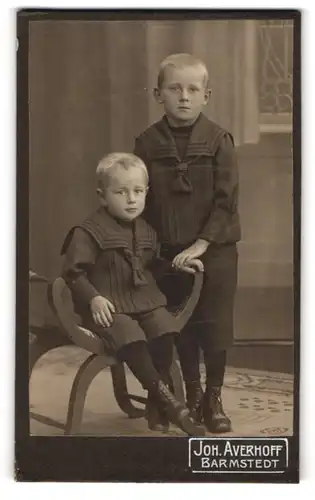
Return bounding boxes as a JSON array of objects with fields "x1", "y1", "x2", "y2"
[
  {"x1": 96, "y1": 152, "x2": 149, "y2": 188},
  {"x1": 157, "y1": 53, "x2": 209, "y2": 89}
]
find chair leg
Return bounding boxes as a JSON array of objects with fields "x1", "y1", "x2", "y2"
[
  {"x1": 65, "y1": 354, "x2": 113, "y2": 435},
  {"x1": 110, "y1": 364, "x2": 146, "y2": 419},
  {"x1": 170, "y1": 358, "x2": 185, "y2": 404}
]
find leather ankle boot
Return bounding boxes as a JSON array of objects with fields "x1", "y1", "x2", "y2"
[
  {"x1": 146, "y1": 392, "x2": 169, "y2": 432},
  {"x1": 203, "y1": 386, "x2": 232, "y2": 433},
  {"x1": 186, "y1": 380, "x2": 203, "y2": 424},
  {"x1": 153, "y1": 380, "x2": 205, "y2": 436}
]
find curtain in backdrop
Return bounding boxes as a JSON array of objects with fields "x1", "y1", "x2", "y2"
[{"x1": 29, "y1": 19, "x2": 260, "y2": 279}]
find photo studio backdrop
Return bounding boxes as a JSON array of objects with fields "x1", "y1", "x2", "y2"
[{"x1": 29, "y1": 19, "x2": 294, "y2": 371}]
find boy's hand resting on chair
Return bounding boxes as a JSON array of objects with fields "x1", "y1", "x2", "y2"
[
  {"x1": 90, "y1": 295, "x2": 116, "y2": 328},
  {"x1": 178, "y1": 258, "x2": 204, "y2": 274},
  {"x1": 172, "y1": 239, "x2": 209, "y2": 271}
]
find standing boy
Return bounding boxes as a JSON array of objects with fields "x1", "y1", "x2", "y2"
[{"x1": 134, "y1": 53, "x2": 241, "y2": 433}]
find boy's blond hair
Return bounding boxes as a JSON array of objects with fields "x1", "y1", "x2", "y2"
[
  {"x1": 157, "y1": 53, "x2": 209, "y2": 89},
  {"x1": 96, "y1": 153, "x2": 149, "y2": 188}
]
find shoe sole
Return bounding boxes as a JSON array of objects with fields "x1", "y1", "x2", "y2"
[
  {"x1": 148, "y1": 423, "x2": 170, "y2": 432},
  {"x1": 179, "y1": 415, "x2": 206, "y2": 436},
  {"x1": 204, "y1": 424, "x2": 232, "y2": 433}
]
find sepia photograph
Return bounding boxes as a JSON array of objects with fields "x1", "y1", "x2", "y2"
[{"x1": 17, "y1": 9, "x2": 300, "y2": 482}]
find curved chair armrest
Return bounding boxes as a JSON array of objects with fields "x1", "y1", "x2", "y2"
[
  {"x1": 172, "y1": 271, "x2": 204, "y2": 331},
  {"x1": 29, "y1": 270, "x2": 58, "y2": 328},
  {"x1": 49, "y1": 277, "x2": 112, "y2": 357}
]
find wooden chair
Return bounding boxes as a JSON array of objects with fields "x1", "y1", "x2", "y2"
[{"x1": 29, "y1": 269, "x2": 203, "y2": 435}]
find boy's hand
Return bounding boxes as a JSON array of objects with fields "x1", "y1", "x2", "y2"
[
  {"x1": 90, "y1": 295, "x2": 115, "y2": 328},
  {"x1": 172, "y1": 239, "x2": 209, "y2": 270},
  {"x1": 180, "y1": 258, "x2": 204, "y2": 274}
]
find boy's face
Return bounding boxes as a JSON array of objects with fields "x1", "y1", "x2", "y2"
[
  {"x1": 99, "y1": 166, "x2": 148, "y2": 222},
  {"x1": 155, "y1": 65, "x2": 210, "y2": 127}
]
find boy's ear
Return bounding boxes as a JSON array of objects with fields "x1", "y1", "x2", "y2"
[
  {"x1": 204, "y1": 88, "x2": 212, "y2": 104},
  {"x1": 96, "y1": 188, "x2": 107, "y2": 206},
  {"x1": 153, "y1": 87, "x2": 163, "y2": 104}
]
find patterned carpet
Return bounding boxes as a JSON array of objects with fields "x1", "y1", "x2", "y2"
[{"x1": 29, "y1": 346, "x2": 294, "y2": 437}]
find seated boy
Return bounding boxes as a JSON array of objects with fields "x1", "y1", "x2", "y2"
[{"x1": 61, "y1": 152, "x2": 204, "y2": 436}]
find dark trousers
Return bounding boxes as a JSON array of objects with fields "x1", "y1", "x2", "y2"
[{"x1": 160, "y1": 243, "x2": 238, "y2": 386}]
